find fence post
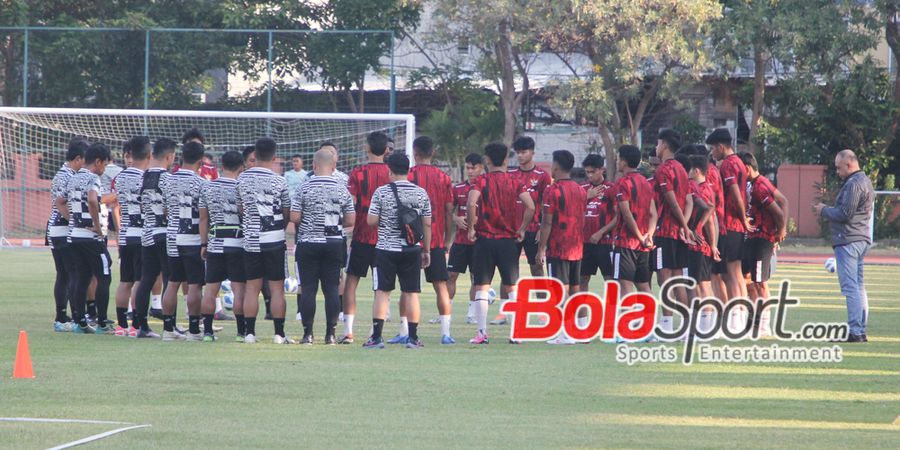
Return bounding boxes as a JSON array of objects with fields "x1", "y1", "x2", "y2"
[
  {"x1": 267, "y1": 31, "x2": 273, "y2": 135},
  {"x1": 144, "y1": 30, "x2": 150, "y2": 110},
  {"x1": 389, "y1": 32, "x2": 396, "y2": 114},
  {"x1": 20, "y1": 28, "x2": 29, "y2": 230}
]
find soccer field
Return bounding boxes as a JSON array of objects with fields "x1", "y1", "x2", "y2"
[{"x1": 0, "y1": 248, "x2": 897, "y2": 449}]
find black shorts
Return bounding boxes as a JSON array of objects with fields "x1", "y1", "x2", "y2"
[
  {"x1": 720, "y1": 231, "x2": 744, "y2": 263},
  {"x1": 140, "y1": 240, "x2": 169, "y2": 283},
  {"x1": 206, "y1": 250, "x2": 247, "y2": 283},
  {"x1": 472, "y1": 238, "x2": 520, "y2": 286},
  {"x1": 245, "y1": 248, "x2": 286, "y2": 281},
  {"x1": 613, "y1": 248, "x2": 651, "y2": 284},
  {"x1": 346, "y1": 241, "x2": 376, "y2": 278},
  {"x1": 581, "y1": 243, "x2": 614, "y2": 279},
  {"x1": 373, "y1": 249, "x2": 421, "y2": 293},
  {"x1": 424, "y1": 248, "x2": 449, "y2": 283},
  {"x1": 119, "y1": 244, "x2": 142, "y2": 283},
  {"x1": 548, "y1": 258, "x2": 581, "y2": 286},
  {"x1": 686, "y1": 250, "x2": 712, "y2": 282},
  {"x1": 168, "y1": 247, "x2": 204, "y2": 284},
  {"x1": 653, "y1": 236, "x2": 688, "y2": 270},
  {"x1": 517, "y1": 231, "x2": 539, "y2": 265},
  {"x1": 741, "y1": 238, "x2": 775, "y2": 283},
  {"x1": 71, "y1": 240, "x2": 113, "y2": 281},
  {"x1": 447, "y1": 243, "x2": 473, "y2": 274}
]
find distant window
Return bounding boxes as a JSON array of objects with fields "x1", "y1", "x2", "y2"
[
  {"x1": 192, "y1": 93, "x2": 207, "y2": 104},
  {"x1": 457, "y1": 37, "x2": 470, "y2": 56}
]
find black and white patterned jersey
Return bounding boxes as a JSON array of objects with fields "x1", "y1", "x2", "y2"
[
  {"x1": 140, "y1": 167, "x2": 171, "y2": 247},
  {"x1": 47, "y1": 164, "x2": 75, "y2": 248},
  {"x1": 65, "y1": 168, "x2": 103, "y2": 243},
  {"x1": 369, "y1": 180, "x2": 432, "y2": 252},
  {"x1": 114, "y1": 167, "x2": 144, "y2": 246},
  {"x1": 199, "y1": 177, "x2": 243, "y2": 254},
  {"x1": 237, "y1": 167, "x2": 291, "y2": 253},
  {"x1": 291, "y1": 175, "x2": 354, "y2": 244},
  {"x1": 165, "y1": 168, "x2": 206, "y2": 256}
]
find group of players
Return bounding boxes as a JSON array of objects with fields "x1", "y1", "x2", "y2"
[{"x1": 46, "y1": 124, "x2": 787, "y2": 347}]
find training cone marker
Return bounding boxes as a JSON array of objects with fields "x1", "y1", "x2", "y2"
[{"x1": 13, "y1": 330, "x2": 34, "y2": 379}]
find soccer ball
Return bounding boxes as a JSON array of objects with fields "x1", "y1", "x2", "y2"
[
  {"x1": 284, "y1": 277, "x2": 299, "y2": 294},
  {"x1": 824, "y1": 257, "x2": 837, "y2": 273},
  {"x1": 221, "y1": 279, "x2": 232, "y2": 294},
  {"x1": 222, "y1": 292, "x2": 234, "y2": 310}
]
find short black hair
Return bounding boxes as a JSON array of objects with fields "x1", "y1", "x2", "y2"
[
  {"x1": 674, "y1": 152, "x2": 691, "y2": 172},
  {"x1": 582, "y1": 154, "x2": 605, "y2": 169},
  {"x1": 319, "y1": 141, "x2": 337, "y2": 150},
  {"x1": 255, "y1": 137, "x2": 277, "y2": 161},
  {"x1": 291, "y1": 154, "x2": 302, "y2": 160},
  {"x1": 617, "y1": 145, "x2": 642, "y2": 169},
  {"x1": 122, "y1": 140, "x2": 132, "y2": 155},
  {"x1": 689, "y1": 155, "x2": 708, "y2": 175},
  {"x1": 153, "y1": 138, "x2": 177, "y2": 159},
  {"x1": 181, "y1": 127, "x2": 205, "y2": 144},
  {"x1": 513, "y1": 136, "x2": 535, "y2": 152},
  {"x1": 386, "y1": 151, "x2": 410, "y2": 175},
  {"x1": 413, "y1": 136, "x2": 434, "y2": 157},
  {"x1": 66, "y1": 138, "x2": 89, "y2": 162},
  {"x1": 676, "y1": 144, "x2": 697, "y2": 156},
  {"x1": 242, "y1": 145, "x2": 255, "y2": 161},
  {"x1": 203, "y1": 152, "x2": 214, "y2": 161},
  {"x1": 739, "y1": 151, "x2": 758, "y2": 172},
  {"x1": 552, "y1": 150, "x2": 575, "y2": 172},
  {"x1": 182, "y1": 141, "x2": 205, "y2": 165},
  {"x1": 367, "y1": 131, "x2": 389, "y2": 156},
  {"x1": 129, "y1": 136, "x2": 151, "y2": 161},
  {"x1": 705, "y1": 128, "x2": 733, "y2": 146},
  {"x1": 221, "y1": 150, "x2": 243, "y2": 172},
  {"x1": 483, "y1": 142, "x2": 508, "y2": 167},
  {"x1": 657, "y1": 129, "x2": 682, "y2": 154},
  {"x1": 464, "y1": 152, "x2": 483, "y2": 166},
  {"x1": 85, "y1": 142, "x2": 111, "y2": 165}
]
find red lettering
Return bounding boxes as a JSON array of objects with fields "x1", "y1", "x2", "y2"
[
  {"x1": 502, "y1": 278, "x2": 564, "y2": 340},
  {"x1": 601, "y1": 281, "x2": 620, "y2": 340},
  {"x1": 617, "y1": 293, "x2": 657, "y2": 341},
  {"x1": 563, "y1": 293, "x2": 603, "y2": 341}
]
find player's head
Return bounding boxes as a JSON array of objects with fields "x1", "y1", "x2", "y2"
[
  {"x1": 242, "y1": 145, "x2": 257, "y2": 168},
  {"x1": 739, "y1": 151, "x2": 759, "y2": 178},
  {"x1": 313, "y1": 147, "x2": 337, "y2": 175},
  {"x1": 674, "y1": 152, "x2": 692, "y2": 173},
  {"x1": 551, "y1": 149, "x2": 575, "y2": 178},
  {"x1": 483, "y1": 142, "x2": 508, "y2": 168},
  {"x1": 129, "y1": 136, "x2": 151, "y2": 162},
  {"x1": 656, "y1": 128, "x2": 682, "y2": 159},
  {"x1": 513, "y1": 136, "x2": 535, "y2": 166},
  {"x1": 202, "y1": 152, "x2": 214, "y2": 166},
  {"x1": 153, "y1": 137, "x2": 177, "y2": 168},
  {"x1": 291, "y1": 154, "x2": 303, "y2": 171},
  {"x1": 676, "y1": 143, "x2": 697, "y2": 156},
  {"x1": 835, "y1": 149, "x2": 859, "y2": 179},
  {"x1": 181, "y1": 127, "x2": 205, "y2": 145},
  {"x1": 616, "y1": 145, "x2": 642, "y2": 171},
  {"x1": 66, "y1": 138, "x2": 89, "y2": 169},
  {"x1": 182, "y1": 141, "x2": 205, "y2": 166},
  {"x1": 85, "y1": 142, "x2": 111, "y2": 175},
  {"x1": 220, "y1": 150, "x2": 244, "y2": 175},
  {"x1": 582, "y1": 154, "x2": 606, "y2": 185},
  {"x1": 366, "y1": 131, "x2": 389, "y2": 157},
  {"x1": 254, "y1": 137, "x2": 277, "y2": 162},
  {"x1": 413, "y1": 136, "x2": 434, "y2": 160},
  {"x1": 688, "y1": 154, "x2": 708, "y2": 180},
  {"x1": 705, "y1": 128, "x2": 733, "y2": 161},
  {"x1": 386, "y1": 151, "x2": 410, "y2": 176},
  {"x1": 464, "y1": 152, "x2": 484, "y2": 180},
  {"x1": 386, "y1": 136, "x2": 395, "y2": 155},
  {"x1": 319, "y1": 142, "x2": 339, "y2": 164}
]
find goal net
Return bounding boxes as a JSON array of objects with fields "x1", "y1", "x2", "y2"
[{"x1": 0, "y1": 107, "x2": 415, "y2": 244}]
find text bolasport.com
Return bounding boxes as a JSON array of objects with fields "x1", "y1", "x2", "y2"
[{"x1": 500, "y1": 277, "x2": 848, "y2": 365}]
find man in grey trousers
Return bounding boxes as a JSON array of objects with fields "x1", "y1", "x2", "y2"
[{"x1": 814, "y1": 150, "x2": 874, "y2": 343}]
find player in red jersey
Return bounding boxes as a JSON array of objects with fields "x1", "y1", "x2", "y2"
[
  {"x1": 706, "y1": 128, "x2": 751, "y2": 329},
  {"x1": 611, "y1": 145, "x2": 658, "y2": 295},
  {"x1": 466, "y1": 143, "x2": 535, "y2": 344},
  {"x1": 685, "y1": 155, "x2": 720, "y2": 333},
  {"x1": 537, "y1": 150, "x2": 587, "y2": 344},
  {"x1": 740, "y1": 152, "x2": 788, "y2": 336},
  {"x1": 448, "y1": 153, "x2": 484, "y2": 325},
  {"x1": 701, "y1": 145, "x2": 729, "y2": 313},
  {"x1": 579, "y1": 154, "x2": 616, "y2": 293},
  {"x1": 339, "y1": 132, "x2": 392, "y2": 343}
]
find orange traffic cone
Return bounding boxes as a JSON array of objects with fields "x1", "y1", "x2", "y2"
[{"x1": 13, "y1": 330, "x2": 34, "y2": 378}]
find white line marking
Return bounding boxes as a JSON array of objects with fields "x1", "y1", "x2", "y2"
[
  {"x1": 47, "y1": 424, "x2": 151, "y2": 450},
  {"x1": 0, "y1": 417, "x2": 151, "y2": 449}
]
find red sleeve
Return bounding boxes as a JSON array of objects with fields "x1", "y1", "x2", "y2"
[
  {"x1": 655, "y1": 164, "x2": 674, "y2": 194},
  {"x1": 348, "y1": 168, "x2": 359, "y2": 196},
  {"x1": 756, "y1": 180, "x2": 775, "y2": 207},
  {"x1": 471, "y1": 175, "x2": 485, "y2": 193},
  {"x1": 543, "y1": 185, "x2": 559, "y2": 216},
  {"x1": 541, "y1": 171, "x2": 552, "y2": 192},
  {"x1": 515, "y1": 178, "x2": 527, "y2": 196},
  {"x1": 721, "y1": 160, "x2": 739, "y2": 189},
  {"x1": 615, "y1": 178, "x2": 633, "y2": 203}
]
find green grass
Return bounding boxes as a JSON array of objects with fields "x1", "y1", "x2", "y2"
[{"x1": 0, "y1": 248, "x2": 897, "y2": 449}]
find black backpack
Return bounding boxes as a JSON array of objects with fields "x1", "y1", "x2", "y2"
[{"x1": 390, "y1": 183, "x2": 424, "y2": 247}]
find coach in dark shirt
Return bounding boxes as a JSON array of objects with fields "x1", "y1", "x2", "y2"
[{"x1": 814, "y1": 150, "x2": 875, "y2": 342}]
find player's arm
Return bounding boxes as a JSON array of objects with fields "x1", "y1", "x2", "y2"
[
  {"x1": 56, "y1": 194, "x2": 69, "y2": 220},
  {"x1": 618, "y1": 200, "x2": 642, "y2": 243},
  {"x1": 466, "y1": 189, "x2": 481, "y2": 241},
  {"x1": 422, "y1": 215, "x2": 432, "y2": 268},
  {"x1": 199, "y1": 207, "x2": 210, "y2": 259},
  {"x1": 537, "y1": 206, "x2": 553, "y2": 265},
  {"x1": 88, "y1": 193, "x2": 102, "y2": 236},
  {"x1": 773, "y1": 189, "x2": 790, "y2": 241},
  {"x1": 366, "y1": 212, "x2": 379, "y2": 227},
  {"x1": 727, "y1": 183, "x2": 750, "y2": 230},
  {"x1": 593, "y1": 214, "x2": 617, "y2": 244},
  {"x1": 765, "y1": 199, "x2": 786, "y2": 240},
  {"x1": 662, "y1": 190, "x2": 691, "y2": 231},
  {"x1": 517, "y1": 190, "x2": 536, "y2": 241},
  {"x1": 646, "y1": 199, "x2": 658, "y2": 247},
  {"x1": 444, "y1": 201, "x2": 454, "y2": 249}
]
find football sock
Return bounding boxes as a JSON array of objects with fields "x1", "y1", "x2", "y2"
[
  {"x1": 151, "y1": 295, "x2": 162, "y2": 310},
  {"x1": 189, "y1": 315, "x2": 201, "y2": 334},
  {"x1": 274, "y1": 318, "x2": 285, "y2": 337},
  {"x1": 399, "y1": 316, "x2": 409, "y2": 337},
  {"x1": 659, "y1": 316, "x2": 673, "y2": 334},
  {"x1": 440, "y1": 315, "x2": 451, "y2": 336},
  {"x1": 116, "y1": 307, "x2": 128, "y2": 329},
  {"x1": 474, "y1": 292, "x2": 489, "y2": 334},
  {"x1": 163, "y1": 315, "x2": 175, "y2": 332},
  {"x1": 235, "y1": 314, "x2": 246, "y2": 336},
  {"x1": 244, "y1": 317, "x2": 256, "y2": 336},
  {"x1": 372, "y1": 318, "x2": 385, "y2": 340},
  {"x1": 344, "y1": 314, "x2": 355, "y2": 336},
  {"x1": 408, "y1": 322, "x2": 418, "y2": 341},
  {"x1": 203, "y1": 314, "x2": 214, "y2": 335}
]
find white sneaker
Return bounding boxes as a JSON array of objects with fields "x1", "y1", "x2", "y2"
[
  {"x1": 162, "y1": 330, "x2": 186, "y2": 341},
  {"x1": 185, "y1": 332, "x2": 203, "y2": 342},
  {"x1": 428, "y1": 316, "x2": 441, "y2": 324},
  {"x1": 295, "y1": 312, "x2": 303, "y2": 322},
  {"x1": 244, "y1": 334, "x2": 257, "y2": 344},
  {"x1": 274, "y1": 335, "x2": 295, "y2": 344},
  {"x1": 466, "y1": 316, "x2": 477, "y2": 325},
  {"x1": 547, "y1": 334, "x2": 577, "y2": 345}
]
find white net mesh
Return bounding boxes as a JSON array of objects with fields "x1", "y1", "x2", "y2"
[{"x1": 0, "y1": 108, "x2": 413, "y2": 241}]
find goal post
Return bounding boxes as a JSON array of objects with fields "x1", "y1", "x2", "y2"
[{"x1": 0, "y1": 107, "x2": 415, "y2": 244}]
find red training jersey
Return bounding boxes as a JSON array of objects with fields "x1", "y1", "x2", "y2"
[
  {"x1": 688, "y1": 180, "x2": 715, "y2": 256},
  {"x1": 348, "y1": 162, "x2": 391, "y2": 245},
  {"x1": 199, "y1": 164, "x2": 219, "y2": 181},
  {"x1": 509, "y1": 166, "x2": 552, "y2": 233},
  {"x1": 719, "y1": 153, "x2": 748, "y2": 233},
  {"x1": 409, "y1": 164, "x2": 452, "y2": 249},
  {"x1": 612, "y1": 171, "x2": 655, "y2": 252},
  {"x1": 654, "y1": 158, "x2": 691, "y2": 240},
  {"x1": 706, "y1": 163, "x2": 725, "y2": 236},
  {"x1": 747, "y1": 175, "x2": 780, "y2": 243},
  {"x1": 582, "y1": 181, "x2": 615, "y2": 245},
  {"x1": 452, "y1": 181, "x2": 475, "y2": 245},
  {"x1": 543, "y1": 179, "x2": 586, "y2": 260},
  {"x1": 472, "y1": 171, "x2": 526, "y2": 240}
]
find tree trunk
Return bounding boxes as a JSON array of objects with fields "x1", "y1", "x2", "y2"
[
  {"x1": 885, "y1": 6, "x2": 900, "y2": 138},
  {"x1": 495, "y1": 19, "x2": 519, "y2": 146},
  {"x1": 599, "y1": 123, "x2": 618, "y2": 180},
  {"x1": 749, "y1": 46, "x2": 766, "y2": 156}
]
